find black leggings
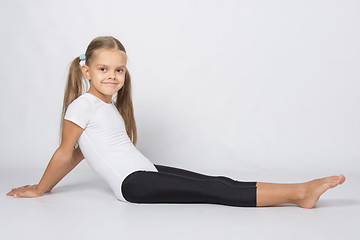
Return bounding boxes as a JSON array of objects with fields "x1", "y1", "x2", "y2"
[{"x1": 121, "y1": 164, "x2": 257, "y2": 207}]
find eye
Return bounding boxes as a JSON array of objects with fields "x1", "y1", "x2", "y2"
[
  {"x1": 100, "y1": 68, "x2": 106, "y2": 72},
  {"x1": 116, "y1": 69, "x2": 124, "y2": 73}
]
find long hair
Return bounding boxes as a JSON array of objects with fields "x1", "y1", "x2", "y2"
[{"x1": 59, "y1": 36, "x2": 137, "y2": 147}]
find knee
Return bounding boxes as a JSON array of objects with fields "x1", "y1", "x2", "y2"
[{"x1": 121, "y1": 171, "x2": 149, "y2": 202}]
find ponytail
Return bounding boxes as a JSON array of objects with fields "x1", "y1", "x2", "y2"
[
  {"x1": 115, "y1": 70, "x2": 137, "y2": 146},
  {"x1": 58, "y1": 56, "x2": 88, "y2": 146}
]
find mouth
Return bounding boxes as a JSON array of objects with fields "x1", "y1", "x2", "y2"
[{"x1": 103, "y1": 82, "x2": 118, "y2": 85}]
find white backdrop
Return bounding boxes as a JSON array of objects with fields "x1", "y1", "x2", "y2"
[{"x1": 0, "y1": 0, "x2": 359, "y2": 178}]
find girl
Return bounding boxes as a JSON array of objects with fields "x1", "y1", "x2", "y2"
[{"x1": 6, "y1": 36, "x2": 345, "y2": 208}]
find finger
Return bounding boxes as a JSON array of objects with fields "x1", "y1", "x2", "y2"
[
  {"x1": 13, "y1": 191, "x2": 25, "y2": 198},
  {"x1": 9, "y1": 190, "x2": 20, "y2": 196},
  {"x1": 14, "y1": 190, "x2": 41, "y2": 198},
  {"x1": 7, "y1": 189, "x2": 16, "y2": 195},
  {"x1": 9, "y1": 189, "x2": 22, "y2": 196},
  {"x1": 13, "y1": 185, "x2": 30, "y2": 189}
]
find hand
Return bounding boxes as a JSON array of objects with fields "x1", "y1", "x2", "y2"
[{"x1": 6, "y1": 184, "x2": 45, "y2": 198}]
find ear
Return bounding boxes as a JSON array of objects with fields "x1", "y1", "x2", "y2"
[{"x1": 81, "y1": 65, "x2": 91, "y2": 80}]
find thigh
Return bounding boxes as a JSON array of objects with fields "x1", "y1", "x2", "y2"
[
  {"x1": 154, "y1": 164, "x2": 213, "y2": 179},
  {"x1": 154, "y1": 164, "x2": 256, "y2": 187},
  {"x1": 121, "y1": 170, "x2": 257, "y2": 207}
]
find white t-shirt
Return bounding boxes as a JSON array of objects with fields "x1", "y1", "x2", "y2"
[{"x1": 64, "y1": 92, "x2": 158, "y2": 202}]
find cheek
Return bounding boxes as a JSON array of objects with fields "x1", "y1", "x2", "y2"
[
  {"x1": 119, "y1": 74, "x2": 126, "y2": 82},
  {"x1": 119, "y1": 78, "x2": 126, "y2": 87},
  {"x1": 88, "y1": 71, "x2": 97, "y2": 80}
]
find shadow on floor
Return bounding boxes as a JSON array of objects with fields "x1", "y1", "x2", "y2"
[
  {"x1": 316, "y1": 198, "x2": 360, "y2": 208},
  {"x1": 51, "y1": 180, "x2": 112, "y2": 195}
]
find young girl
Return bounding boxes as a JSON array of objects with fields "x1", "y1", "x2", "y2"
[{"x1": 6, "y1": 36, "x2": 345, "y2": 208}]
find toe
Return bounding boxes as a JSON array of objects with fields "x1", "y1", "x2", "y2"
[
  {"x1": 339, "y1": 174, "x2": 346, "y2": 184},
  {"x1": 329, "y1": 180, "x2": 338, "y2": 188}
]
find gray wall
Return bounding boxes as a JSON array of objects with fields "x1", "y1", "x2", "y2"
[{"x1": 1, "y1": 0, "x2": 359, "y2": 177}]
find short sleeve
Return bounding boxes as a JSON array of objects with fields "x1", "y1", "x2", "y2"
[{"x1": 64, "y1": 96, "x2": 93, "y2": 129}]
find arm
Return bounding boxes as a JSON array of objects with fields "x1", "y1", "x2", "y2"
[
  {"x1": 43, "y1": 146, "x2": 84, "y2": 192},
  {"x1": 40, "y1": 146, "x2": 85, "y2": 193},
  {"x1": 7, "y1": 120, "x2": 85, "y2": 198}
]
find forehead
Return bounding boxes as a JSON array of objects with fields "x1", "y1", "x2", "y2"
[{"x1": 91, "y1": 49, "x2": 127, "y2": 66}]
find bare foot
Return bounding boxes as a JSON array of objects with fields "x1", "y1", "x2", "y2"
[{"x1": 296, "y1": 174, "x2": 346, "y2": 209}]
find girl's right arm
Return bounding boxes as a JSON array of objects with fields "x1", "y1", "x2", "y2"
[
  {"x1": 7, "y1": 120, "x2": 85, "y2": 198},
  {"x1": 43, "y1": 146, "x2": 84, "y2": 192}
]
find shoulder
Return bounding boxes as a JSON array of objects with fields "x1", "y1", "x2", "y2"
[
  {"x1": 68, "y1": 93, "x2": 95, "y2": 110},
  {"x1": 64, "y1": 93, "x2": 96, "y2": 129},
  {"x1": 65, "y1": 93, "x2": 96, "y2": 121},
  {"x1": 70, "y1": 93, "x2": 94, "y2": 105}
]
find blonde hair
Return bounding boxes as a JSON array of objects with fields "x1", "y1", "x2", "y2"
[{"x1": 59, "y1": 36, "x2": 137, "y2": 147}]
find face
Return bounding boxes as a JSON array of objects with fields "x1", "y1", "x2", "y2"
[{"x1": 81, "y1": 48, "x2": 127, "y2": 104}]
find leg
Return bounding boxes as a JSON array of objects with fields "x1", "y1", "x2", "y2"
[
  {"x1": 122, "y1": 167, "x2": 346, "y2": 208},
  {"x1": 256, "y1": 174, "x2": 346, "y2": 208},
  {"x1": 121, "y1": 170, "x2": 257, "y2": 207},
  {"x1": 154, "y1": 164, "x2": 256, "y2": 187}
]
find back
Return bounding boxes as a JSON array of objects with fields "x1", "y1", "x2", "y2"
[{"x1": 64, "y1": 92, "x2": 158, "y2": 201}]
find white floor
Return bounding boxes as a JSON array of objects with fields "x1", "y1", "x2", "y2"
[{"x1": 1, "y1": 163, "x2": 359, "y2": 240}]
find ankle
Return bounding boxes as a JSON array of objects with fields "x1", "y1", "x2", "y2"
[{"x1": 290, "y1": 184, "x2": 306, "y2": 204}]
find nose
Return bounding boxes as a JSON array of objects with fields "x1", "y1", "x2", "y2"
[{"x1": 108, "y1": 71, "x2": 116, "y2": 79}]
